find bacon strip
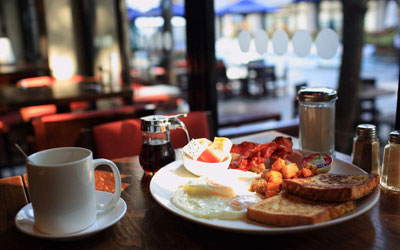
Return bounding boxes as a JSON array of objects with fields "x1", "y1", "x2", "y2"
[{"x1": 229, "y1": 137, "x2": 293, "y2": 172}]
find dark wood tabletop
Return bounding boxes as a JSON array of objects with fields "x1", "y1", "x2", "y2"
[
  {"x1": 0, "y1": 131, "x2": 399, "y2": 249},
  {"x1": 0, "y1": 80, "x2": 133, "y2": 112},
  {"x1": 0, "y1": 64, "x2": 51, "y2": 85}
]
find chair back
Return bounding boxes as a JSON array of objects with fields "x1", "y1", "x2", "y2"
[
  {"x1": 170, "y1": 111, "x2": 212, "y2": 148},
  {"x1": 362, "y1": 78, "x2": 376, "y2": 88},
  {"x1": 17, "y1": 76, "x2": 58, "y2": 121},
  {"x1": 93, "y1": 111, "x2": 212, "y2": 159},
  {"x1": 358, "y1": 78, "x2": 378, "y2": 124},
  {"x1": 32, "y1": 104, "x2": 155, "y2": 152},
  {"x1": 293, "y1": 82, "x2": 308, "y2": 118},
  {"x1": 17, "y1": 76, "x2": 55, "y2": 88},
  {"x1": 93, "y1": 119, "x2": 142, "y2": 159}
]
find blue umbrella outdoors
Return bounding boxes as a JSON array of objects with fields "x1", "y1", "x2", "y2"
[
  {"x1": 127, "y1": 8, "x2": 142, "y2": 20},
  {"x1": 216, "y1": 0, "x2": 279, "y2": 16},
  {"x1": 142, "y1": 3, "x2": 184, "y2": 17},
  {"x1": 293, "y1": 0, "x2": 322, "y2": 2}
]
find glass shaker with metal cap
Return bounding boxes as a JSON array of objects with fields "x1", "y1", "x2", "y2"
[
  {"x1": 351, "y1": 124, "x2": 380, "y2": 174},
  {"x1": 381, "y1": 130, "x2": 400, "y2": 192},
  {"x1": 298, "y1": 87, "x2": 338, "y2": 156},
  {"x1": 139, "y1": 114, "x2": 190, "y2": 175}
]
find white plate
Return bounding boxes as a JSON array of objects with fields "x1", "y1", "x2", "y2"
[
  {"x1": 15, "y1": 191, "x2": 127, "y2": 240},
  {"x1": 150, "y1": 158, "x2": 380, "y2": 234}
]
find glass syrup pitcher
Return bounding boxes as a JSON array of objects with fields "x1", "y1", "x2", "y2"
[{"x1": 139, "y1": 114, "x2": 190, "y2": 175}]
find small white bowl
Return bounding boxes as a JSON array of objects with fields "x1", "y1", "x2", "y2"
[{"x1": 182, "y1": 153, "x2": 232, "y2": 177}]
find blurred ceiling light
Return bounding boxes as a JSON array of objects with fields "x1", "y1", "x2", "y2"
[
  {"x1": 135, "y1": 17, "x2": 164, "y2": 28},
  {"x1": 0, "y1": 37, "x2": 15, "y2": 64},
  {"x1": 226, "y1": 66, "x2": 247, "y2": 80},
  {"x1": 126, "y1": 0, "x2": 160, "y2": 12},
  {"x1": 171, "y1": 16, "x2": 186, "y2": 27},
  {"x1": 50, "y1": 55, "x2": 74, "y2": 80}
]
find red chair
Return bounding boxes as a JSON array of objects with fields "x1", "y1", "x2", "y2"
[
  {"x1": 32, "y1": 104, "x2": 155, "y2": 151},
  {"x1": 170, "y1": 111, "x2": 212, "y2": 148},
  {"x1": 93, "y1": 111, "x2": 212, "y2": 159},
  {"x1": 17, "y1": 76, "x2": 55, "y2": 88},
  {"x1": 93, "y1": 119, "x2": 142, "y2": 159},
  {"x1": 17, "y1": 76, "x2": 58, "y2": 121}
]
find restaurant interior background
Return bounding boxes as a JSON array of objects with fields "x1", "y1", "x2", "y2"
[{"x1": 0, "y1": 0, "x2": 399, "y2": 177}]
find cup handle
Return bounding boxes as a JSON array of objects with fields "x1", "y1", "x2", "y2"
[{"x1": 93, "y1": 159, "x2": 122, "y2": 214}]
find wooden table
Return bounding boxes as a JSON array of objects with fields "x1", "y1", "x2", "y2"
[
  {"x1": 0, "y1": 64, "x2": 51, "y2": 85},
  {"x1": 357, "y1": 86, "x2": 396, "y2": 125},
  {"x1": 218, "y1": 112, "x2": 281, "y2": 128},
  {"x1": 0, "y1": 131, "x2": 399, "y2": 249},
  {"x1": 358, "y1": 86, "x2": 395, "y2": 100},
  {"x1": 0, "y1": 80, "x2": 133, "y2": 113}
]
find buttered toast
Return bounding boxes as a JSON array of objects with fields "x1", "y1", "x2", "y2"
[
  {"x1": 247, "y1": 191, "x2": 355, "y2": 227},
  {"x1": 282, "y1": 173, "x2": 379, "y2": 202}
]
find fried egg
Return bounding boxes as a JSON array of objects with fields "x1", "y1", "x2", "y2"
[{"x1": 170, "y1": 170, "x2": 262, "y2": 220}]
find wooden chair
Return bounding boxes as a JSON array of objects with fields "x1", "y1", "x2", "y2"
[
  {"x1": 216, "y1": 60, "x2": 232, "y2": 99},
  {"x1": 93, "y1": 111, "x2": 213, "y2": 159},
  {"x1": 358, "y1": 78, "x2": 379, "y2": 125},
  {"x1": 293, "y1": 82, "x2": 308, "y2": 118},
  {"x1": 1, "y1": 76, "x2": 54, "y2": 166},
  {"x1": 247, "y1": 60, "x2": 276, "y2": 96},
  {"x1": 32, "y1": 104, "x2": 155, "y2": 152}
]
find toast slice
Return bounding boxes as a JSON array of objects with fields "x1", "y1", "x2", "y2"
[
  {"x1": 282, "y1": 173, "x2": 379, "y2": 202},
  {"x1": 247, "y1": 191, "x2": 355, "y2": 227}
]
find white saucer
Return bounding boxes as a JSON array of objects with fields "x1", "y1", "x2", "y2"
[{"x1": 15, "y1": 191, "x2": 127, "y2": 240}]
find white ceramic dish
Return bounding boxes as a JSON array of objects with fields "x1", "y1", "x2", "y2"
[
  {"x1": 150, "y1": 158, "x2": 380, "y2": 234},
  {"x1": 182, "y1": 152, "x2": 232, "y2": 176},
  {"x1": 15, "y1": 191, "x2": 127, "y2": 240}
]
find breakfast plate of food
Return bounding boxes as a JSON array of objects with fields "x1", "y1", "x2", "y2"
[{"x1": 149, "y1": 137, "x2": 380, "y2": 234}]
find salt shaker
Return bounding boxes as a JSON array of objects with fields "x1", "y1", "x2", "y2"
[
  {"x1": 381, "y1": 130, "x2": 400, "y2": 192},
  {"x1": 298, "y1": 87, "x2": 338, "y2": 156},
  {"x1": 351, "y1": 124, "x2": 380, "y2": 174}
]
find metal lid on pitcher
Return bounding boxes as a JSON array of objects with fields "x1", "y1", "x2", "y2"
[
  {"x1": 141, "y1": 115, "x2": 170, "y2": 133},
  {"x1": 297, "y1": 87, "x2": 338, "y2": 102}
]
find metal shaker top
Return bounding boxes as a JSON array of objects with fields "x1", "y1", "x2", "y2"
[
  {"x1": 356, "y1": 124, "x2": 377, "y2": 139},
  {"x1": 297, "y1": 87, "x2": 338, "y2": 102},
  {"x1": 389, "y1": 130, "x2": 400, "y2": 144}
]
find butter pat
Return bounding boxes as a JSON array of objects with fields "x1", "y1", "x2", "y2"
[
  {"x1": 213, "y1": 137, "x2": 233, "y2": 153},
  {"x1": 183, "y1": 139, "x2": 209, "y2": 160}
]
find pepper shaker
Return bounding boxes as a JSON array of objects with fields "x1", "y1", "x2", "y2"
[
  {"x1": 351, "y1": 124, "x2": 380, "y2": 174},
  {"x1": 381, "y1": 130, "x2": 400, "y2": 192}
]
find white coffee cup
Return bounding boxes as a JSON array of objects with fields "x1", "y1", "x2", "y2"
[{"x1": 26, "y1": 147, "x2": 122, "y2": 235}]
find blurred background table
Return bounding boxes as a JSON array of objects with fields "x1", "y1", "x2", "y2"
[
  {"x1": 0, "y1": 80, "x2": 133, "y2": 113},
  {"x1": 0, "y1": 64, "x2": 51, "y2": 85}
]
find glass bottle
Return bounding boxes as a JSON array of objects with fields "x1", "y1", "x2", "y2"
[
  {"x1": 351, "y1": 124, "x2": 380, "y2": 174},
  {"x1": 298, "y1": 87, "x2": 338, "y2": 156},
  {"x1": 139, "y1": 114, "x2": 190, "y2": 175},
  {"x1": 381, "y1": 131, "x2": 400, "y2": 192}
]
